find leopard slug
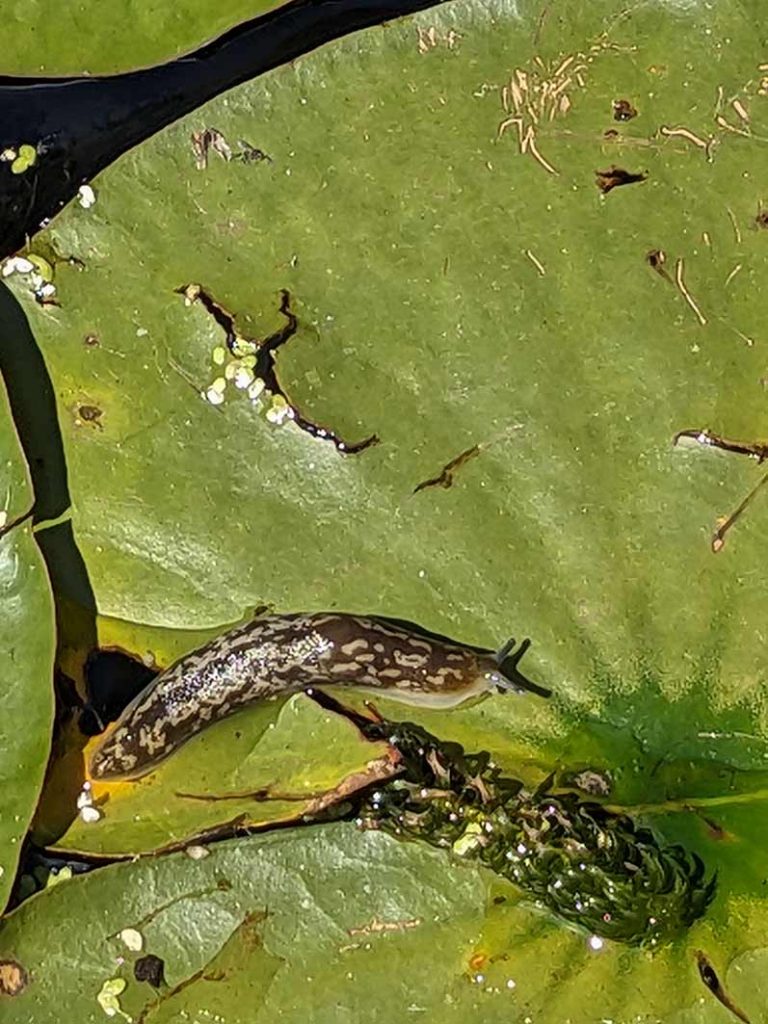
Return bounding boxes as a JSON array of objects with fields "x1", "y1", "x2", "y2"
[{"x1": 88, "y1": 612, "x2": 550, "y2": 780}]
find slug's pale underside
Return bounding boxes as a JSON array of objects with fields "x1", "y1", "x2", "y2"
[{"x1": 89, "y1": 612, "x2": 550, "y2": 780}]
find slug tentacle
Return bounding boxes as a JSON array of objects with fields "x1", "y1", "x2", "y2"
[
  {"x1": 494, "y1": 637, "x2": 552, "y2": 699},
  {"x1": 88, "y1": 612, "x2": 549, "y2": 781}
]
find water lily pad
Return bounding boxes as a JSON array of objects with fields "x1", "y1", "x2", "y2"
[
  {"x1": 43, "y1": 693, "x2": 394, "y2": 856},
  {"x1": 6, "y1": 0, "x2": 768, "y2": 1018},
  {"x1": 0, "y1": 369, "x2": 54, "y2": 912},
  {"x1": 1, "y1": 821, "x2": 767, "y2": 1024},
  {"x1": 4, "y1": 1, "x2": 289, "y2": 76}
]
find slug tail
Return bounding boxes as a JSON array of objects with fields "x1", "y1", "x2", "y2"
[{"x1": 495, "y1": 637, "x2": 552, "y2": 699}]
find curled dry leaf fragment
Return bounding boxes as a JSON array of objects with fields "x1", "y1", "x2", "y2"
[{"x1": 190, "y1": 127, "x2": 232, "y2": 169}]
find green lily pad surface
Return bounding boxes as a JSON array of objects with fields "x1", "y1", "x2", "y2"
[
  {"x1": 0, "y1": 372, "x2": 54, "y2": 912},
  {"x1": 4, "y1": 0, "x2": 289, "y2": 76},
  {"x1": 4, "y1": 0, "x2": 768, "y2": 1018},
  {"x1": 47, "y1": 693, "x2": 394, "y2": 856},
  {"x1": 0, "y1": 822, "x2": 767, "y2": 1024}
]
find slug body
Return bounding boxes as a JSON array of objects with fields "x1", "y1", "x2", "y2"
[{"x1": 89, "y1": 612, "x2": 549, "y2": 780}]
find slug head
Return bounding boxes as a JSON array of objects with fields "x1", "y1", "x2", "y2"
[{"x1": 486, "y1": 637, "x2": 552, "y2": 699}]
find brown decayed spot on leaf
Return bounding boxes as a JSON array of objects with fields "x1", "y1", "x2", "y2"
[
  {"x1": 595, "y1": 167, "x2": 647, "y2": 193},
  {"x1": 0, "y1": 959, "x2": 29, "y2": 997},
  {"x1": 646, "y1": 248, "x2": 673, "y2": 284},
  {"x1": 469, "y1": 952, "x2": 487, "y2": 969},
  {"x1": 134, "y1": 954, "x2": 166, "y2": 989},
  {"x1": 612, "y1": 98, "x2": 637, "y2": 121},
  {"x1": 78, "y1": 404, "x2": 103, "y2": 425}
]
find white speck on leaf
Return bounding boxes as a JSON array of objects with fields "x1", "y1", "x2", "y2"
[
  {"x1": 185, "y1": 845, "x2": 210, "y2": 860},
  {"x1": 78, "y1": 184, "x2": 97, "y2": 208},
  {"x1": 118, "y1": 928, "x2": 143, "y2": 952},
  {"x1": 2, "y1": 256, "x2": 35, "y2": 276}
]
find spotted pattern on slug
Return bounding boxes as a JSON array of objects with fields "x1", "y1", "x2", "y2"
[{"x1": 89, "y1": 613, "x2": 537, "y2": 781}]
